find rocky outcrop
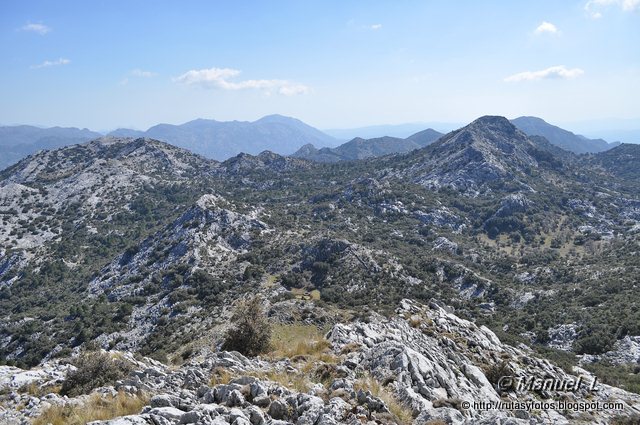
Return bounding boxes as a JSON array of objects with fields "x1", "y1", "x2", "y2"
[
  {"x1": 414, "y1": 208, "x2": 467, "y2": 233},
  {"x1": 433, "y1": 237, "x2": 459, "y2": 254},
  {"x1": 4, "y1": 300, "x2": 640, "y2": 425},
  {"x1": 582, "y1": 335, "x2": 640, "y2": 366},
  {"x1": 222, "y1": 151, "x2": 311, "y2": 174}
]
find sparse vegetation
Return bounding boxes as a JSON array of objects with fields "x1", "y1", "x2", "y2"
[
  {"x1": 209, "y1": 366, "x2": 234, "y2": 386},
  {"x1": 584, "y1": 362, "x2": 640, "y2": 395},
  {"x1": 483, "y1": 361, "x2": 513, "y2": 389}
]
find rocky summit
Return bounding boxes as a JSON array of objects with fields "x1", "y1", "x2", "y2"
[{"x1": 1, "y1": 117, "x2": 640, "y2": 424}]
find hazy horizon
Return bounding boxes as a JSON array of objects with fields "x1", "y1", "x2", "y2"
[{"x1": 2, "y1": 114, "x2": 639, "y2": 145}]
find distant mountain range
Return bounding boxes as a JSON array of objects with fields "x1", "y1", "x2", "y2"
[
  {"x1": 0, "y1": 115, "x2": 338, "y2": 170},
  {"x1": 324, "y1": 122, "x2": 460, "y2": 140},
  {"x1": 295, "y1": 116, "x2": 625, "y2": 164},
  {"x1": 0, "y1": 115, "x2": 631, "y2": 171},
  {"x1": 511, "y1": 116, "x2": 620, "y2": 154},
  {"x1": 293, "y1": 129, "x2": 443, "y2": 163},
  {"x1": 0, "y1": 125, "x2": 101, "y2": 170},
  {"x1": 106, "y1": 114, "x2": 339, "y2": 161}
]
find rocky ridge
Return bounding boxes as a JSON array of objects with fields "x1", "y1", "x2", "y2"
[
  {"x1": 394, "y1": 116, "x2": 540, "y2": 194},
  {"x1": 293, "y1": 130, "x2": 442, "y2": 163}
]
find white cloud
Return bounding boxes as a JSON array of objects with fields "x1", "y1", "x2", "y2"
[
  {"x1": 534, "y1": 21, "x2": 558, "y2": 35},
  {"x1": 21, "y1": 22, "x2": 50, "y2": 35},
  {"x1": 174, "y1": 67, "x2": 310, "y2": 96},
  {"x1": 623, "y1": 0, "x2": 640, "y2": 10},
  {"x1": 30, "y1": 58, "x2": 70, "y2": 69},
  {"x1": 504, "y1": 65, "x2": 584, "y2": 82},
  {"x1": 370, "y1": 24, "x2": 383, "y2": 30},
  {"x1": 131, "y1": 69, "x2": 156, "y2": 78},
  {"x1": 585, "y1": 0, "x2": 640, "y2": 18}
]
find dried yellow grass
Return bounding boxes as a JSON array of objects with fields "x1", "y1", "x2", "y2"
[
  {"x1": 254, "y1": 369, "x2": 311, "y2": 393},
  {"x1": 33, "y1": 391, "x2": 148, "y2": 425},
  {"x1": 269, "y1": 323, "x2": 334, "y2": 360},
  {"x1": 209, "y1": 366, "x2": 234, "y2": 386},
  {"x1": 354, "y1": 375, "x2": 413, "y2": 425}
]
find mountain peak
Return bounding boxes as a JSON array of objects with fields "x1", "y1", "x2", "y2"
[
  {"x1": 255, "y1": 114, "x2": 300, "y2": 124},
  {"x1": 406, "y1": 128, "x2": 443, "y2": 147},
  {"x1": 398, "y1": 116, "x2": 539, "y2": 193},
  {"x1": 469, "y1": 115, "x2": 517, "y2": 133}
]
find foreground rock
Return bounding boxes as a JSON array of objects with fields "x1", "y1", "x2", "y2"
[{"x1": 2, "y1": 300, "x2": 640, "y2": 424}]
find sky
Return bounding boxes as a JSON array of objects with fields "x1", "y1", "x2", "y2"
[{"x1": 0, "y1": 0, "x2": 639, "y2": 132}]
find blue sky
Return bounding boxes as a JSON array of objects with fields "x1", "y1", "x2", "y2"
[{"x1": 1, "y1": 0, "x2": 638, "y2": 132}]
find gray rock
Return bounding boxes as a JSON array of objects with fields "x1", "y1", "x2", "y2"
[
  {"x1": 244, "y1": 405, "x2": 265, "y2": 425},
  {"x1": 249, "y1": 381, "x2": 267, "y2": 398},
  {"x1": 252, "y1": 395, "x2": 271, "y2": 408},
  {"x1": 150, "y1": 394, "x2": 175, "y2": 408},
  {"x1": 87, "y1": 415, "x2": 151, "y2": 425},
  {"x1": 214, "y1": 384, "x2": 242, "y2": 404},
  {"x1": 147, "y1": 407, "x2": 185, "y2": 421},
  {"x1": 226, "y1": 389, "x2": 246, "y2": 407},
  {"x1": 268, "y1": 399, "x2": 291, "y2": 420},
  {"x1": 179, "y1": 410, "x2": 203, "y2": 424}
]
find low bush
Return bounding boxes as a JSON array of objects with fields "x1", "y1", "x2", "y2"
[
  {"x1": 221, "y1": 296, "x2": 272, "y2": 357},
  {"x1": 60, "y1": 351, "x2": 133, "y2": 397}
]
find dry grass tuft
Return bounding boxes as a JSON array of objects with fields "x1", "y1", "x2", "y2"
[
  {"x1": 254, "y1": 369, "x2": 311, "y2": 393},
  {"x1": 18, "y1": 382, "x2": 62, "y2": 397},
  {"x1": 33, "y1": 391, "x2": 148, "y2": 425},
  {"x1": 408, "y1": 315, "x2": 423, "y2": 328},
  {"x1": 354, "y1": 375, "x2": 413, "y2": 425},
  {"x1": 269, "y1": 323, "x2": 335, "y2": 361},
  {"x1": 340, "y1": 342, "x2": 362, "y2": 354},
  {"x1": 210, "y1": 366, "x2": 234, "y2": 386}
]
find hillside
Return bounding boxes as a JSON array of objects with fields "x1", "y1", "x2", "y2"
[
  {"x1": 3, "y1": 299, "x2": 640, "y2": 424},
  {"x1": 393, "y1": 116, "x2": 542, "y2": 194}
]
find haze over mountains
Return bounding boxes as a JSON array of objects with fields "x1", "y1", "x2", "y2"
[
  {"x1": 0, "y1": 115, "x2": 634, "y2": 171},
  {"x1": 0, "y1": 125, "x2": 102, "y2": 171},
  {"x1": 108, "y1": 114, "x2": 339, "y2": 160},
  {"x1": 0, "y1": 115, "x2": 338, "y2": 170},
  {"x1": 324, "y1": 122, "x2": 459, "y2": 140}
]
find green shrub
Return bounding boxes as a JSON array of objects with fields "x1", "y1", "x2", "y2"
[
  {"x1": 61, "y1": 351, "x2": 133, "y2": 397},
  {"x1": 221, "y1": 296, "x2": 272, "y2": 357}
]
